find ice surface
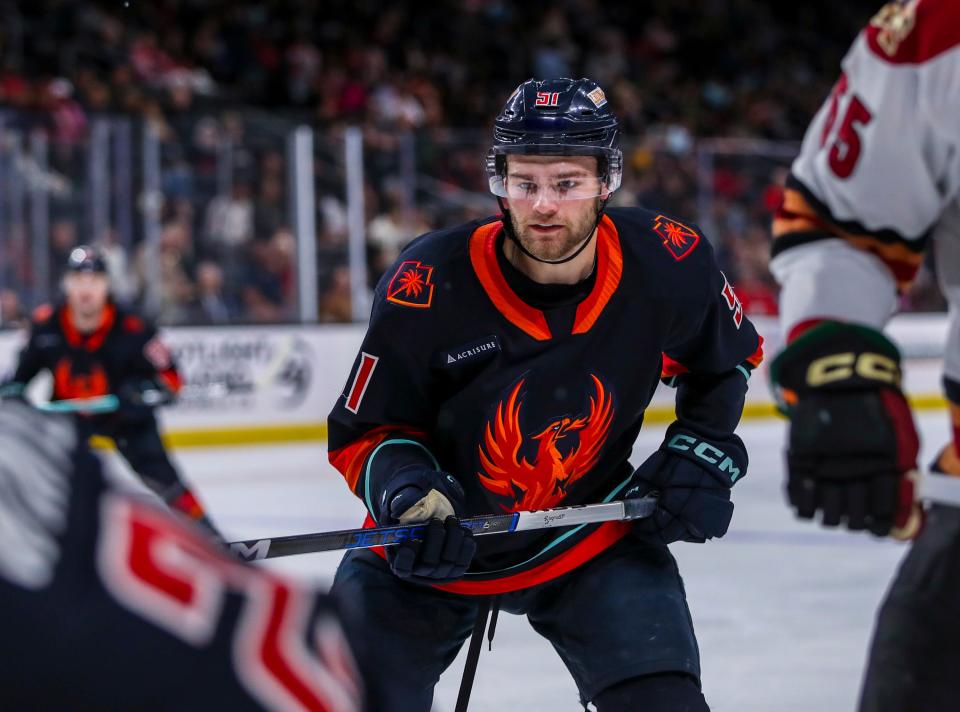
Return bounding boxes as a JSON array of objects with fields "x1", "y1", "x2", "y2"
[{"x1": 98, "y1": 413, "x2": 950, "y2": 711}]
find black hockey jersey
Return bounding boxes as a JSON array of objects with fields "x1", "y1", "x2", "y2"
[
  {"x1": 6, "y1": 301, "x2": 182, "y2": 402},
  {"x1": 328, "y1": 208, "x2": 763, "y2": 595},
  {"x1": 0, "y1": 400, "x2": 365, "y2": 711}
]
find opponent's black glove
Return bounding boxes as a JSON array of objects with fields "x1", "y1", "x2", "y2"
[
  {"x1": 772, "y1": 322, "x2": 920, "y2": 537},
  {"x1": 378, "y1": 466, "x2": 476, "y2": 584},
  {"x1": 627, "y1": 424, "x2": 747, "y2": 544}
]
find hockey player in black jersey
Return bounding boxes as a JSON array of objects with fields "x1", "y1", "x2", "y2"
[
  {"x1": 0, "y1": 246, "x2": 217, "y2": 533},
  {"x1": 327, "y1": 78, "x2": 763, "y2": 711},
  {"x1": 0, "y1": 399, "x2": 375, "y2": 711}
]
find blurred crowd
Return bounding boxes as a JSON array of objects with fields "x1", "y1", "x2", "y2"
[{"x1": 0, "y1": 0, "x2": 946, "y2": 327}]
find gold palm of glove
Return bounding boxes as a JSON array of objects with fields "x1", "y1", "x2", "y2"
[{"x1": 397, "y1": 489, "x2": 456, "y2": 525}]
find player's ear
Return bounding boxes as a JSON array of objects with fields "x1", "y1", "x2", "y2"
[{"x1": 595, "y1": 158, "x2": 610, "y2": 200}]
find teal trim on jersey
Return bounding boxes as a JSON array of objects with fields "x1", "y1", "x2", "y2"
[
  {"x1": 464, "y1": 472, "x2": 637, "y2": 577},
  {"x1": 736, "y1": 365, "x2": 752, "y2": 381},
  {"x1": 363, "y1": 439, "x2": 440, "y2": 523}
]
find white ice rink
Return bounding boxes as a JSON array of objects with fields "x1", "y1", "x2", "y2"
[{"x1": 103, "y1": 413, "x2": 950, "y2": 712}]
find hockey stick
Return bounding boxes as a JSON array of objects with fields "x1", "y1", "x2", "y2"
[
  {"x1": 36, "y1": 395, "x2": 120, "y2": 413},
  {"x1": 33, "y1": 387, "x2": 174, "y2": 415},
  {"x1": 920, "y1": 473, "x2": 960, "y2": 508},
  {"x1": 228, "y1": 495, "x2": 658, "y2": 562}
]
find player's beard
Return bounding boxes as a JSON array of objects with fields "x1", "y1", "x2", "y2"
[{"x1": 508, "y1": 199, "x2": 601, "y2": 262}]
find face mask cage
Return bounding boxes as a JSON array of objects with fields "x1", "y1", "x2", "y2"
[{"x1": 486, "y1": 145, "x2": 623, "y2": 200}]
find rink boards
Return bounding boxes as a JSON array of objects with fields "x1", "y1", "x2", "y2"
[{"x1": 0, "y1": 315, "x2": 948, "y2": 447}]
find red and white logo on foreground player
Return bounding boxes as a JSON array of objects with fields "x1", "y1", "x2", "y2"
[{"x1": 720, "y1": 272, "x2": 744, "y2": 329}]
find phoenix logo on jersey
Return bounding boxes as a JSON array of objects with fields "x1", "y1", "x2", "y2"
[
  {"x1": 54, "y1": 359, "x2": 110, "y2": 400},
  {"x1": 477, "y1": 375, "x2": 614, "y2": 511},
  {"x1": 652, "y1": 215, "x2": 700, "y2": 261}
]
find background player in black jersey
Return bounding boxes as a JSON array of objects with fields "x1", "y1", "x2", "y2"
[
  {"x1": 0, "y1": 246, "x2": 218, "y2": 534},
  {"x1": 327, "y1": 79, "x2": 763, "y2": 711},
  {"x1": 0, "y1": 399, "x2": 377, "y2": 711}
]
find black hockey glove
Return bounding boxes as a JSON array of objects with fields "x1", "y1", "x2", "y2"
[
  {"x1": 115, "y1": 379, "x2": 175, "y2": 417},
  {"x1": 378, "y1": 466, "x2": 476, "y2": 584},
  {"x1": 627, "y1": 424, "x2": 747, "y2": 544},
  {"x1": 771, "y1": 322, "x2": 920, "y2": 537}
]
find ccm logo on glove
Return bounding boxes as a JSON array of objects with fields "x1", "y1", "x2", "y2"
[
  {"x1": 666, "y1": 434, "x2": 743, "y2": 483},
  {"x1": 806, "y1": 352, "x2": 900, "y2": 387}
]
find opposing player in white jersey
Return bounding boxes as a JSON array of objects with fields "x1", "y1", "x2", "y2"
[{"x1": 769, "y1": 1, "x2": 960, "y2": 709}]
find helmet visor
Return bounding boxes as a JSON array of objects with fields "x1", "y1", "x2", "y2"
[{"x1": 487, "y1": 145, "x2": 622, "y2": 200}]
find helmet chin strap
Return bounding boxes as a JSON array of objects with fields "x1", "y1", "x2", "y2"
[{"x1": 497, "y1": 197, "x2": 608, "y2": 266}]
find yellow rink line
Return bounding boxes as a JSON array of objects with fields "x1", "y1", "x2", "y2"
[
  {"x1": 90, "y1": 423, "x2": 329, "y2": 450},
  {"x1": 88, "y1": 394, "x2": 949, "y2": 450}
]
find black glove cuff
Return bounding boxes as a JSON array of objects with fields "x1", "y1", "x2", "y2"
[{"x1": 771, "y1": 322, "x2": 903, "y2": 395}]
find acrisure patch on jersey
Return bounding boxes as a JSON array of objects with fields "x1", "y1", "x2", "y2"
[{"x1": 433, "y1": 335, "x2": 501, "y2": 368}]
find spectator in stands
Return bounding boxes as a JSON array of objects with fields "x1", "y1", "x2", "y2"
[
  {"x1": 203, "y1": 176, "x2": 255, "y2": 271},
  {"x1": 367, "y1": 188, "x2": 429, "y2": 277},
  {"x1": 254, "y1": 174, "x2": 287, "y2": 239},
  {"x1": 318, "y1": 265, "x2": 353, "y2": 324},
  {"x1": 187, "y1": 261, "x2": 234, "y2": 324},
  {"x1": 40, "y1": 79, "x2": 87, "y2": 146},
  {"x1": 134, "y1": 219, "x2": 196, "y2": 325},
  {"x1": 3, "y1": 0, "x2": 930, "y2": 326},
  {"x1": 0, "y1": 289, "x2": 26, "y2": 329},
  {"x1": 240, "y1": 227, "x2": 294, "y2": 323},
  {"x1": 285, "y1": 28, "x2": 322, "y2": 106},
  {"x1": 96, "y1": 228, "x2": 138, "y2": 306},
  {"x1": 49, "y1": 218, "x2": 78, "y2": 287}
]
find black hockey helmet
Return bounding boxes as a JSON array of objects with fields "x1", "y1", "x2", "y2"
[
  {"x1": 487, "y1": 78, "x2": 622, "y2": 198},
  {"x1": 65, "y1": 245, "x2": 107, "y2": 274}
]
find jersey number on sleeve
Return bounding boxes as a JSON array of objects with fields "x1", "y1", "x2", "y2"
[
  {"x1": 96, "y1": 495, "x2": 361, "y2": 712},
  {"x1": 820, "y1": 73, "x2": 873, "y2": 179}
]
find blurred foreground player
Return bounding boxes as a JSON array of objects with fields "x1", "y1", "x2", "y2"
[
  {"x1": 769, "y1": 1, "x2": 960, "y2": 709},
  {"x1": 0, "y1": 245, "x2": 217, "y2": 533},
  {"x1": 0, "y1": 400, "x2": 369, "y2": 711},
  {"x1": 328, "y1": 78, "x2": 763, "y2": 710}
]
